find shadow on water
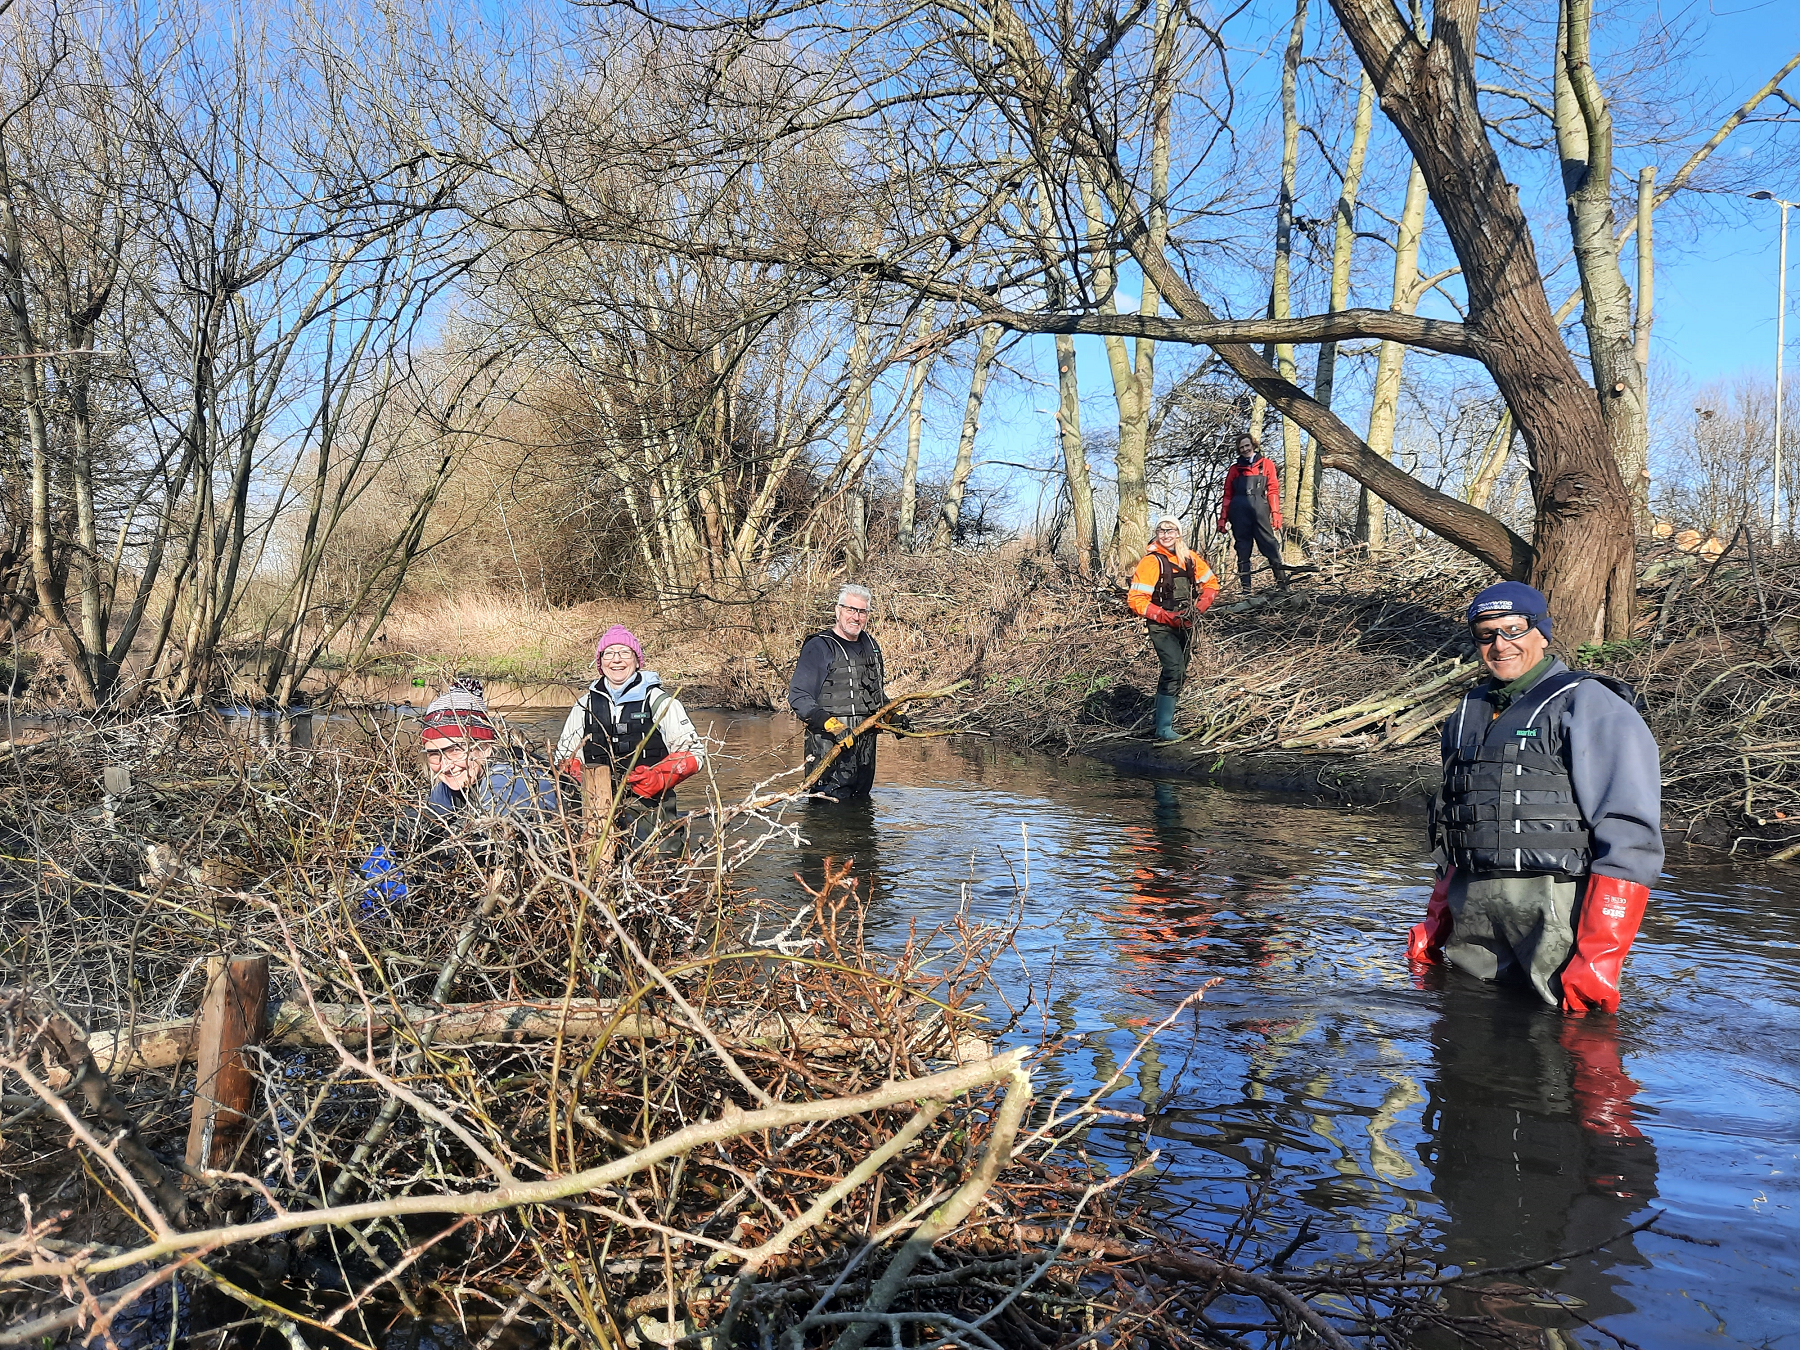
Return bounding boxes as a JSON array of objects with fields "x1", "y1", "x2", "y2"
[{"x1": 279, "y1": 703, "x2": 1799, "y2": 1348}]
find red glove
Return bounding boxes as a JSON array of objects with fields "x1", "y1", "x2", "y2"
[
  {"x1": 625, "y1": 752, "x2": 700, "y2": 800},
  {"x1": 1145, "y1": 603, "x2": 1188, "y2": 629},
  {"x1": 1407, "y1": 868, "x2": 1455, "y2": 964},
  {"x1": 1561, "y1": 874, "x2": 1649, "y2": 1014},
  {"x1": 1191, "y1": 586, "x2": 1218, "y2": 617},
  {"x1": 1558, "y1": 1020, "x2": 1644, "y2": 1140},
  {"x1": 561, "y1": 755, "x2": 584, "y2": 779}
]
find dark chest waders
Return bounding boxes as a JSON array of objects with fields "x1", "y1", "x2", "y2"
[{"x1": 802, "y1": 632, "x2": 887, "y2": 798}]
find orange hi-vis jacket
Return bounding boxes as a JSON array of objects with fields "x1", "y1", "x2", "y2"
[
  {"x1": 1128, "y1": 542, "x2": 1220, "y2": 624},
  {"x1": 1217, "y1": 455, "x2": 1283, "y2": 531}
]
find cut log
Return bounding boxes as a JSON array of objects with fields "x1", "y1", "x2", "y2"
[{"x1": 65, "y1": 998, "x2": 991, "y2": 1083}]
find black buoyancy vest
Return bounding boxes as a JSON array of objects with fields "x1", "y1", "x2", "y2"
[
  {"x1": 1437, "y1": 669, "x2": 1638, "y2": 877},
  {"x1": 806, "y1": 630, "x2": 886, "y2": 722},
  {"x1": 581, "y1": 681, "x2": 669, "y2": 768},
  {"x1": 1150, "y1": 552, "x2": 1198, "y2": 610},
  {"x1": 1230, "y1": 462, "x2": 1269, "y2": 505}
]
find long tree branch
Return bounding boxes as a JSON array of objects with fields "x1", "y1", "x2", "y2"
[{"x1": 0, "y1": 1048, "x2": 1030, "y2": 1284}]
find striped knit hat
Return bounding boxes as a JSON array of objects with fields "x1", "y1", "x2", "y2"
[{"x1": 421, "y1": 688, "x2": 496, "y2": 745}]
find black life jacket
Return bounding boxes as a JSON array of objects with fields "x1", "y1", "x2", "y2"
[
  {"x1": 580, "y1": 679, "x2": 670, "y2": 769},
  {"x1": 802, "y1": 630, "x2": 886, "y2": 723},
  {"x1": 1229, "y1": 460, "x2": 1274, "y2": 517},
  {"x1": 1435, "y1": 669, "x2": 1640, "y2": 877},
  {"x1": 1150, "y1": 551, "x2": 1198, "y2": 610}
]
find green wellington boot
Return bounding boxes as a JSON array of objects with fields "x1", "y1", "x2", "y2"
[{"x1": 1153, "y1": 692, "x2": 1178, "y2": 743}]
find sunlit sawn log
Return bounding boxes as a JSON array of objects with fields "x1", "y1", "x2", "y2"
[{"x1": 59, "y1": 998, "x2": 991, "y2": 1083}]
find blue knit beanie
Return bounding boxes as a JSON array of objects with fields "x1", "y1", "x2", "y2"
[{"x1": 1466, "y1": 581, "x2": 1552, "y2": 641}]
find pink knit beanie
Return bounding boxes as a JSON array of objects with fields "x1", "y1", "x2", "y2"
[{"x1": 595, "y1": 625, "x2": 644, "y2": 671}]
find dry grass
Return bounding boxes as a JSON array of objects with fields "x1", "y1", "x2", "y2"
[{"x1": 373, "y1": 593, "x2": 615, "y2": 685}]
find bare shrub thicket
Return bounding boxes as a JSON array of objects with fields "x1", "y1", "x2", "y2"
[
  {"x1": 1650, "y1": 374, "x2": 1800, "y2": 540},
  {"x1": 0, "y1": 723, "x2": 1586, "y2": 1348}
]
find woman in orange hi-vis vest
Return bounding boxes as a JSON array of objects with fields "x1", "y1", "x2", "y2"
[{"x1": 1127, "y1": 516, "x2": 1220, "y2": 742}]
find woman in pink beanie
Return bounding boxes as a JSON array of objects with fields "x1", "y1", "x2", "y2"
[{"x1": 555, "y1": 624, "x2": 705, "y2": 843}]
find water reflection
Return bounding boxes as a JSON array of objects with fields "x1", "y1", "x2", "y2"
[
  {"x1": 791, "y1": 797, "x2": 894, "y2": 910},
  {"x1": 1427, "y1": 991, "x2": 1658, "y2": 1330}
]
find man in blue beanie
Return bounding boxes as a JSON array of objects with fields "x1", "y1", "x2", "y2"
[{"x1": 1405, "y1": 581, "x2": 1663, "y2": 1013}]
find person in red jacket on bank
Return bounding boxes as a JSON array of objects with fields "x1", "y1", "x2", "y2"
[
  {"x1": 1216, "y1": 432, "x2": 1289, "y2": 592},
  {"x1": 1127, "y1": 516, "x2": 1220, "y2": 742},
  {"x1": 1406, "y1": 582, "x2": 1661, "y2": 1014}
]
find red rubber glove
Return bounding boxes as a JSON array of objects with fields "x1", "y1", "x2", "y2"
[
  {"x1": 561, "y1": 755, "x2": 584, "y2": 779},
  {"x1": 625, "y1": 752, "x2": 700, "y2": 800},
  {"x1": 1407, "y1": 868, "x2": 1455, "y2": 964},
  {"x1": 1558, "y1": 1020, "x2": 1644, "y2": 1140},
  {"x1": 1145, "y1": 603, "x2": 1188, "y2": 629},
  {"x1": 1561, "y1": 874, "x2": 1649, "y2": 1014},
  {"x1": 1190, "y1": 586, "x2": 1218, "y2": 617}
]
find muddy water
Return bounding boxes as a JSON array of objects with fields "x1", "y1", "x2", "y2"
[{"x1": 310, "y1": 704, "x2": 1800, "y2": 1347}]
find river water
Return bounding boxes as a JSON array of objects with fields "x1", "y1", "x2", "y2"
[{"x1": 290, "y1": 704, "x2": 1800, "y2": 1346}]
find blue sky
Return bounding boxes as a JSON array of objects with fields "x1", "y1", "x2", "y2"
[{"x1": 1650, "y1": 1, "x2": 1800, "y2": 389}]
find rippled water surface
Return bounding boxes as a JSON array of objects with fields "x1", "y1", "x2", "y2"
[{"x1": 384, "y1": 706, "x2": 1800, "y2": 1346}]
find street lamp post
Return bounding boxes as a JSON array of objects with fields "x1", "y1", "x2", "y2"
[{"x1": 1751, "y1": 190, "x2": 1795, "y2": 544}]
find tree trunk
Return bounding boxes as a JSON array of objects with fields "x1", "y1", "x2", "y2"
[
  {"x1": 839, "y1": 304, "x2": 875, "y2": 568},
  {"x1": 1053, "y1": 333, "x2": 1098, "y2": 572},
  {"x1": 1555, "y1": 0, "x2": 1647, "y2": 552},
  {"x1": 1274, "y1": 0, "x2": 1309, "y2": 554},
  {"x1": 1465, "y1": 408, "x2": 1516, "y2": 511},
  {"x1": 1331, "y1": 0, "x2": 1636, "y2": 646},
  {"x1": 896, "y1": 303, "x2": 936, "y2": 550},
  {"x1": 1310, "y1": 71, "x2": 1375, "y2": 539},
  {"x1": 1362, "y1": 160, "x2": 1429, "y2": 551},
  {"x1": 933, "y1": 323, "x2": 999, "y2": 547}
]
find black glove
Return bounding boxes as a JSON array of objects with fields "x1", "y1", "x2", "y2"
[{"x1": 888, "y1": 711, "x2": 917, "y2": 736}]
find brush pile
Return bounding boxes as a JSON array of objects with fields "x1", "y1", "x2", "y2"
[{"x1": 0, "y1": 721, "x2": 1609, "y2": 1348}]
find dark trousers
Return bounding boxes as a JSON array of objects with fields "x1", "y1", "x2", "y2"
[
  {"x1": 1147, "y1": 622, "x2": 1190, "y2": 697},
  {"x1": 804, "y1": 729, "x2": 879, "y2": 801},
  {"x1": 1229, "y1": 505, "x2": 1285, "y2": 587}
]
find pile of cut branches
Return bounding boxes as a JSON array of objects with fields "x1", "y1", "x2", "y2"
[{"x1": 2, "y1": 720, "x2": 1662, "y2": 1348}]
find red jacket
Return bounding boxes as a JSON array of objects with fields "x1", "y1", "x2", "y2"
[{"x1": 1218, "y1": 456, "x2": 1283, "y2": 531}]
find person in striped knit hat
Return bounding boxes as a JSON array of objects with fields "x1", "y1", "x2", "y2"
[
  {"x1": 360, "y1": 685, "x2": 560, "y2": 910},
  {"x1": 419, "y1": 686, "x2": 559, "y2": 819}
]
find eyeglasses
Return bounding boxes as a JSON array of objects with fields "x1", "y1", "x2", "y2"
[
  {"x1": 837, "y1": 603, "x2": 869, "y2": 616},
  {"x1": 1471, "y1": 623, "x2": 1536, "y2": 647},
  {"x1": 1156, "y1": 525, "x2": 1179, "y2": 534},
  {"x1": 425, "y1": 745, "x2": 474, "y2": 762}
]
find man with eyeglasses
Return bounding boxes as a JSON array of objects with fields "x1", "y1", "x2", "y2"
[
  {"x1": 1406, "y1": 581, "x2": 1662, "y2": 1014},
  {"x1": 787, "y1": 583, "x2": 904, "y2": 801}
]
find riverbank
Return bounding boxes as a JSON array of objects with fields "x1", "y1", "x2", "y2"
[
  {"x1": 10, "y1": 537, "x2": 1797, "y2": 855},
  {"x1": 365, "y1": 539, "x2": 1796, "y2": 856}
]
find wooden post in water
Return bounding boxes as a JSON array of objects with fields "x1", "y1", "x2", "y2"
[
  {"x1": 185, "y1": 954, "x2": 270, "y2": 1173},
  {"x1": 582, "y1": 762, "x2": 616, "y2": 870}
]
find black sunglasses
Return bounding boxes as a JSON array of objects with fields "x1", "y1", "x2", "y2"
[{"x1": 1471, "y1": 622, "x2": 1537, "y2": 647}]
